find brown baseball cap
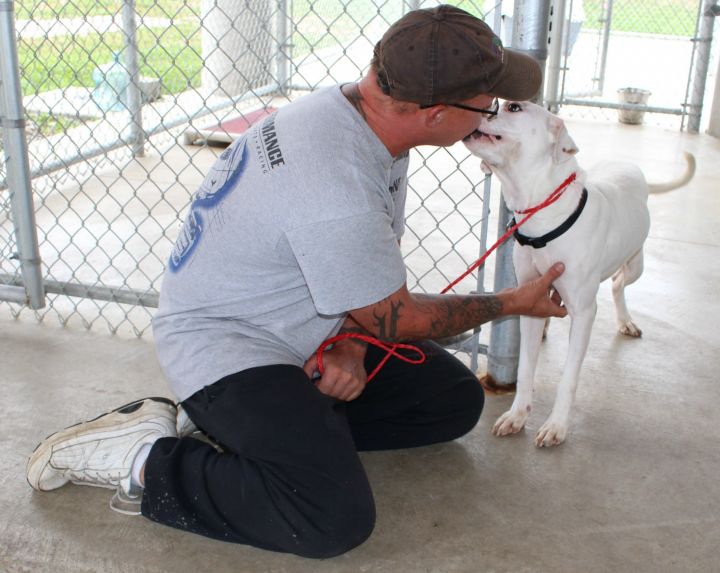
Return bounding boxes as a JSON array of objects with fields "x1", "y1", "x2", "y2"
[{"x1": 373, "y1": 4, "x2": 542, "y2": 105}]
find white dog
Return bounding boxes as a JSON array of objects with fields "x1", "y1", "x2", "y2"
[{"x1": 464, "y1": 101, "x2": 695, "y2": 447}]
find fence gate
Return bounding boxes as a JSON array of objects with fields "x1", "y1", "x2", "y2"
[
  {"x1": 546, "y1": 0, "x2": 719, "y2": 131},
  {"x1": 0, "y1": 3, "x2": 44, "y2": 309}
]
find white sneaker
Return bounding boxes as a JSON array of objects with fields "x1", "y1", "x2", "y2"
[
  {"x1": 175, "y1": 403, "x2": 223, "y2": 452},
  {"x1": 175, "y1": 403, "x2": 199, "y2": 437},
  {"x1": 26, "y1": 397, "x2": 177, "y2": 498}
]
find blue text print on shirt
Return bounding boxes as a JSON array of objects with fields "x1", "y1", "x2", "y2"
[{"x1": 169, "y1": 137, "x2": 248, "y2": 272}]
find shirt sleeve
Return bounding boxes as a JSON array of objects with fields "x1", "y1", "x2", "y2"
[{"x1": 284, "y1": 211, "x2": 407, "y2": 315}]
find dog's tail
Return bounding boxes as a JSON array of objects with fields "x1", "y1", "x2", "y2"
[{"x1": 647, "y1": 152, "x2": 696, "y2": 194}]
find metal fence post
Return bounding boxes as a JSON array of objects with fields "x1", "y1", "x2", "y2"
[
  {"x1": 545, "y1": 0, "x2": 567, "y2": 112},
  {"x1": 469, "y1": 175, "x2": 493, "y2": 373},
  {"x1": 276, "y1": 0, "x2": 292, "y2": 96},
  {"x1": 486, "y1": 0, "x2": 550, "y2": 387},
  {"x1": 511, "y1": 0, "x2": 551, "y2": 100},
  {"x1": 685, "y1": 0, "x2": 718, "y2": 133},
  {"x1": 122, "y1": 0, "x2": 145, "y2": 156},
  {"x1": 404, "y1": 0, "x2": 421, "y2": 13},
  {"x1": 485, "y1": 199, "x2": 520, "y2": 384},
  {"x1": 0, "y1": 0, "x2": 44, "y2": 308},
  {"x1": 709, "y1": 44, "x2": 720, "y2": 137}
]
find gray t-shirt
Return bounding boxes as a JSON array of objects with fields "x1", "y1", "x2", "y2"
[{"x1": 153, "y1": 86, "x2": 409, "y2": 401}]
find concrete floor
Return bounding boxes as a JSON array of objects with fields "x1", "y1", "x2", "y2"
[{"x1": 2, "y1": 118, "x2": 719, "y2": 573}]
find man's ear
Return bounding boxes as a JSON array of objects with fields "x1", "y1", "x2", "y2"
[
  {"x1": 423, "y1": 104, "x2": 447, "y2": 127},
  {"x1": 550, "y1": 115, "x2": 579, "y2": 164},
  {"x1": 480, "y1": 160, "x2": 493, "y2": 174}
]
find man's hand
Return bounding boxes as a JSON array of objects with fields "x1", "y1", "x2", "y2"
[
  {"x1": 501, "y1": 262, "x2": 568, "y2": 318},
  {"x1": 303, "y1": 339, "x2": 368, "y2": 401}
]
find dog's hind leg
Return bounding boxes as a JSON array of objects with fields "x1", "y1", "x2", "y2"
[
  {"x1": 542, "y1": 317, "x2": 551, "y2": 340},
  {"x1": 612, "y1": 250, "x2": 644, "y2": 337},
  {"x1": 492, "y1": 313, "x2": 546, "y2": 437},
  {"x1": 536, "y1": 301, "x2": 597, "y2": 447}
]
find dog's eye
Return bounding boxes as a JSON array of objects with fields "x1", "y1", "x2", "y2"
[{"x1": 507, "y1": 103, "x2": 523, "y2": 112}]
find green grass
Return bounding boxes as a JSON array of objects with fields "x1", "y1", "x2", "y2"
[
  {"x1": 15, "y1": 0, "x2": 201, "y2": 21},
  {"x1": 15, "y1": 0, "x2": 700, "y2": 99},
  {"x1": 583, "y1": 0, "x2": 698, "y2": 36},
  {"x1": 0, "y1": 112, "x2": 82, "y2": 153},
  {"x1": 28, "y1": 111, "x2": 85, "y2": 135},
  {"x1": 19, "y1": 21, "x2": 202, "y2": 96}
]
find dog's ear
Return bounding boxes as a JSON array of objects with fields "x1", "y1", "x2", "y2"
[
  {"x1": 480, "y1": 160, "x2": 493, "y2": 174},
  {"x1": 550, "y1": 116, "x2": 579, "y2": 164}
]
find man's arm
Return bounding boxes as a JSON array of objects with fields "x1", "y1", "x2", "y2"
[{"x1": 349, "y1": 262, "x2": 567, "y2": 342}]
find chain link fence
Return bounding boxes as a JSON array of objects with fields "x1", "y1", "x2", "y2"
[
  {"x1": 0, "y1": 0, "x2": 494, "y2": 359},
  {"x1": 545, "y1": 0, "x2": 720, "y2": 129},
  {"x1": 1, "y1": 0, "x2": 716, "y2": 355}
]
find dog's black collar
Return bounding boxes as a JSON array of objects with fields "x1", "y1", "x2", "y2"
[{"x1": 511, "y1": 188, "x2": 588, "y2": 249}]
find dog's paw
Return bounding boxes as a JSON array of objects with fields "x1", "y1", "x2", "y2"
[
  {"x1": 492, "y1": 408, "x2": 529, "y2": 436},
  {"x1": 618, "y1": 320, "x2": 642, "y2": 337},
  {"x1": 534, "y1": 420, "x2": 568, "y2": 447}
]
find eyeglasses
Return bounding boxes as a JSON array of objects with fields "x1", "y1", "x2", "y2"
[{"x1": 419, "y1": 98, "x2": 499, "y2": 116}]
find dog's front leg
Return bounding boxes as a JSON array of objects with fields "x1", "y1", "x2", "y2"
[
  {"x1": 493, "y1": 314, "x2": 545, "y2": 436},
  {"x1": 535, "y1": 302, "x2": 597, "y2": 447}
]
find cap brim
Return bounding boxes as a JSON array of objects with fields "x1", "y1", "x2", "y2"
[{"x1": 488, "y1": 50, "x2": 543, "y2": 101}]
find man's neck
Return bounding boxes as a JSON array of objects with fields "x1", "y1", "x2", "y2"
[
  {"x1": 342, "y1": 73, "x2": 423, "y2": 158},
  {"x1": 341, "y1": 82, "x2": 367, "y2": 120}
]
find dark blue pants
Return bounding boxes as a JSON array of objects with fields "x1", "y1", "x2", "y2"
[{"x1": 142, "y1": 341, "x2": 484, "y2": 558}]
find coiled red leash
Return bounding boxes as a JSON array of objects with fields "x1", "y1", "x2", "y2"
[
  {"x1": 317, "y1": 333, "x2": 426, "y2": 382},
  {"x1": 315, "y1": 173, "x2": 578, "y2": 382}
]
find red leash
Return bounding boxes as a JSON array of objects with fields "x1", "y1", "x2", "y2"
[
  {"x1": 315, "y1": 173, "x2": 577, "y2": 382},
  {"x1": 317, "y1": 333, "x2": 426, "y2": 382},
  {"x1": 441, "y1": 172, "x2": 577, "y2": 294}
]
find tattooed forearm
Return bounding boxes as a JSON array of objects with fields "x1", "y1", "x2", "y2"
[
  {"x1": 363, "y1": 293, "x2": 501, "y2": 342},
  {"x1": 412, "y1": 294, "x2": 503, "y2": 339},
  {"x1": 372, "y1": 299, "x2": 404, "y2": 340},
  {"x1": 351, "y1": 290, "x2": 506, "y2": 343},
  {"x1": 351, "y1": 264, "x2": 563, "y2": 342}
]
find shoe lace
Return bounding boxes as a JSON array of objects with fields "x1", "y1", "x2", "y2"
[{"x1": 67, "y1": 469, "x2": 125, "y2": 488}]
